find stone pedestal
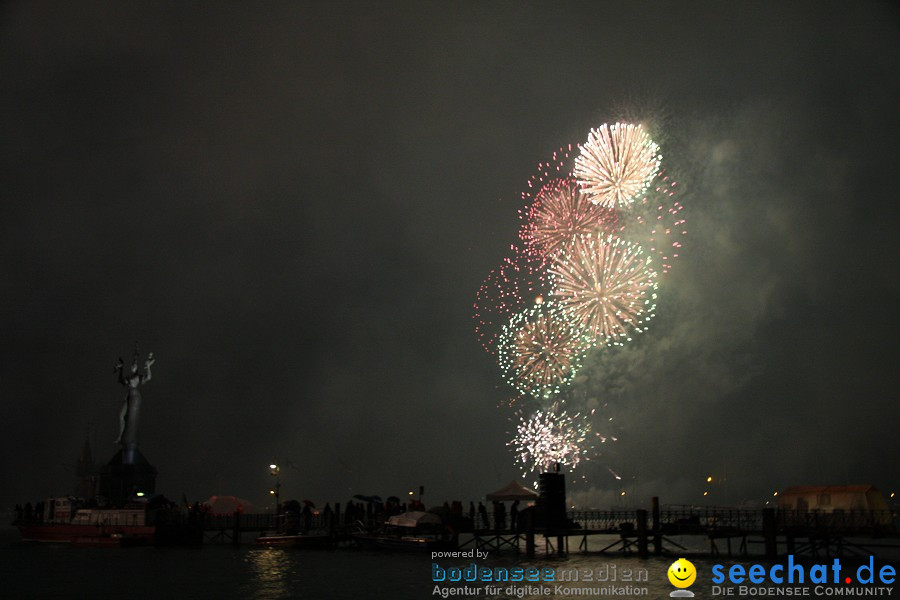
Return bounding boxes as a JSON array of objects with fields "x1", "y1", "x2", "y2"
[{"x1": 98, "y1": 447, "x2": 157, "y2": 506}]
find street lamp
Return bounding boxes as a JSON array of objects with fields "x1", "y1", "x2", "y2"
[{"x1": 269, "y1": 463, "x2": 281, "y2": 513}]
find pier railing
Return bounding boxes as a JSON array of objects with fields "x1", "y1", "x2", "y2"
[
  {"x1": 565, "y1": 507, "x2": 896, "y2": 536},
  {"x1": 196, "y1": 507, "x2": 897, "y2": 539},
  {"x1": 202, "y1": 512, "x2": 343, "y2": 532},
  {"x1": 565, "y1": 510, "x2": 636, "y2": 531},
  {"x1": 776, "y1": 509, "x2": 895, "y2": 534}
]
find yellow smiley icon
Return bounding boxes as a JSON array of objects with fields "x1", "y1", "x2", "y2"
[{"x1": 668, "y1": 558, "x2": 696, "y2": 588}]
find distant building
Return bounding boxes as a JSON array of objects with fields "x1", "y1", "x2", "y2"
[{"x1": 778, "y1": 485, "x2": 889, "y2": 512}]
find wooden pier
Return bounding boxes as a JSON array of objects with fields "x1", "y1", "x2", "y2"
[
  {"x1": 197, "y1": 501, "x2": 898, "y2": 559},
  {"x1": 442, "y1": 502, "x2": 897, "y2": 559},
  {"x1": 462, "y1": 503, "x2": 899, "y2": 559}
]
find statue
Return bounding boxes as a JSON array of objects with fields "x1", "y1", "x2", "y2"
[
  {"x1": 100, "y1": 348, "x2": 159, "y2": 501},
  {"x1": 113, "y1": 350, "x2": 154, "y2": 450}
]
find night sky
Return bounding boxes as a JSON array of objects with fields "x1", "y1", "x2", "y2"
[{"x1": 1, "y1": 1, "x2": 898, "y2": 513}]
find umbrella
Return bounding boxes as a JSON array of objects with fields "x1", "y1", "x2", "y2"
[
  {"x1": 485, "y1": 481, "x2": 539, "y2": 502},
  {"x1": 352, "y1": 494, "x2": 383, "y2": 504},
  {"x1": 386, "y1": 511, "x2": 442, "y2": 528}
]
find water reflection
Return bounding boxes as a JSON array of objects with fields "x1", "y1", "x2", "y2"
[{"x1": 246, "y1": 548, "x2": 294, "y2": 599}]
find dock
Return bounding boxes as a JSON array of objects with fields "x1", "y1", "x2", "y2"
[{"x1": 197, "y1": 499, "x2": 899, "y2": 559}]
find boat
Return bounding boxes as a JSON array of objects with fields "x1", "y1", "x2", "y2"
[
  {"x1": 254, "y1": 530, "x2": 333, "y2": 548},
  {"x1": 352, "y1": 510, "x2": 456, "y2": 552},
  {"x1": 353, "y1": 532, "x2": 456, "y2": 552},
  {"x1": 15, "y1": 497, "x2": 156, "y2": 545}
]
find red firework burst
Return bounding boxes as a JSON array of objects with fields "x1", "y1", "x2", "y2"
[
  {"x1": 473, "y1": 244, "x2": 550, "y2": 355},
  {"x1": 520, "y1": 178, "x2": 620, "y2": 259}
]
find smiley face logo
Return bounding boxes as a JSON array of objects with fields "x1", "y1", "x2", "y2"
[{"x1": 668, "y1": 558, "x2": 696, "y2": 588}]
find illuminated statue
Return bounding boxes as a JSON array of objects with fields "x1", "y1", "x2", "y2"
[{"x1": 113, "y1": 350, "x2": 154, "y2": 449}]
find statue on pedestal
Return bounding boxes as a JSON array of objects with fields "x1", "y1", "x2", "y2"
[{"x1": 99, "y1": 347, "x2": 158, "y2": 502}]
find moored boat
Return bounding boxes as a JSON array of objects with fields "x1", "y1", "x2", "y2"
[
  {"x1": 15, "y1": 497, "x2": 156, "y2": 545},
  {"x1": 352, "y1": 510, "x2": 456, "y2": 552},
  {"x1": 353, "y1": 532, "x2": 456, "y2": 552},
  {"x1": 254, "y1": 531, "x2": 333, "y2": 548}
]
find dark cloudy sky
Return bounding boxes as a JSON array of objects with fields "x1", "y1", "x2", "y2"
[{"x1": 1, "y1": 1, "x2": 898, "y2": 512}]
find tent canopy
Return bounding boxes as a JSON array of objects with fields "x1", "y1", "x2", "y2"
[
  {"x1": 202, "y1": 495, "x2": 257, "y2": 515},
  {"x1": 778, "y1": 485, "x2": 889, "y2": 512},
  {"x1": 486, "y1": 481, "x2": 539, "y2": 501},
  {"x1": 386, "y1": 510, "x2": 442, "y2": 528}
]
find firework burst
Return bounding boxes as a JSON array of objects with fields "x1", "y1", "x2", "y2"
[
  {"x1": 520, "y1": 178, "x2": 620, "y2": 259},
  {"x1": 509, "y1": 404, "x2": 595, "y2": 475},
  {"x1": 497, "y1": 302, "x2": 589, "y2": 398},
  {"x1": 549, "y1": 234, "x2": 658, "y2": 346},
  {"x1": 473, "y1": 245, "x2": 550, "y2": 355},
  {"x1": 574, "y1": 123, "x2": 661, "y2": 208}
]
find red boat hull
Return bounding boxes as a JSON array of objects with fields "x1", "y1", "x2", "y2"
[{"x1": 17, "y1": 523, "x2": 155, "y2": 544}]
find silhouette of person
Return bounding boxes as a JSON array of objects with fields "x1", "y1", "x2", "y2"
[{"x1": 478, "y1": 502, "x2": 489, "y2": 530}]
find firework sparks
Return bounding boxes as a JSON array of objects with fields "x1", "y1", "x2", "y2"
[
  {"x1": 473, "y1": 245, "x2": 550, "y2": 355},
  {"x1": 619, "y1": 171, "x2": 687, "y2": 275},
  {"x1": 509, "y1": 405, "x2": 595, "y2": 475},
  {"x1": 497, "y1": 302, "x2": 589, "y2": 398},
  {"x1": 549, "y1": 234, "x2": 658, "y2": 346},
  {"x1": 520, "y1": 178, "x2": 620, "y2": 259},
  {"x1": 472, "y1": 119, "x2": 687, "y2": 480},
  {"x1": 574, "y1": 123, "x2": 661, "y2": 208},
  {"x1": 520, "y1": 144, "x2": 578, "y2": 206}
]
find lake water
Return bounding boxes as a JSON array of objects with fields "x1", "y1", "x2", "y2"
[{"x1": 1, "y1": 528, "x2": 896, "y2": 599}]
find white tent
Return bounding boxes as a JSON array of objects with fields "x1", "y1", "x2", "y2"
[
  {"x1": 486, "y1": 481, "x2": 539, "y2": 502},
  {"x1": 386, "y1": 510, "x2": 442, "y2": 528}
]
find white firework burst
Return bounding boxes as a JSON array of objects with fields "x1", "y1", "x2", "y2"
[{"x1": 574, "y1": 123, "x2": 661, "y2": 208}]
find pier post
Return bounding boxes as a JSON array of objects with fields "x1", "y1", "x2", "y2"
[
  {"x1": 525, "y1": 508, "x2": 535, "y2": 558},
  {"x1": 232, "y1": 511, "x2": 241, "y2": 547},
  {"x1": 762, "y1": 508, "x2": 776, "y2": 560},
  {"x1": 651, "y1": 497, "x2": 661, "y2": 555},
  {"x1": 637, "y1": 509, "x2": 648, "y2": 558}
]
